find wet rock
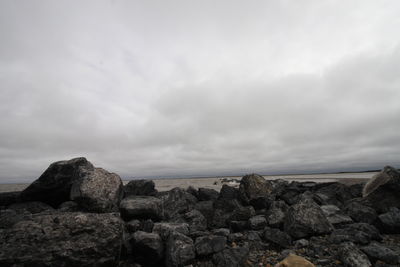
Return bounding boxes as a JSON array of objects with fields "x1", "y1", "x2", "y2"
[
  {"x1": 283, "y1": 199, "x2": 333, "y2": 239},
  {"x1": 330, "y1": 223, "x2": 381, "y2": 245},
  {"x1": 376, "y1": 207, "x2": 400, "y2": 234},
  {"x1": 361, "y1": 242, "x2": 399, "y2": 265},
  {"x1": 195, "y1": 235, "x2": 227, "y2": 256},
  {"x1": 238, "y1": 174, "x2": 273, "y2": 208},
  {"x1": 70, "y1": 168, "x2": 123, "y2": 212},
  {"x1": 212, "y1": 245, "x2": 249, "y2": 267},
  {"x1": 8, "y1": 201, "x2": 54, "y2": 214},
  {"x1": 0, "y1": 212, "x2": 124, "y2": 266},
  {"x1": 20, "y1": 157, "x2": 94, "y2": 207},
  {"x1": 266, "y1": 201, "x2": 289, "y2": 228},
  {"x1": 119, "y1": 196, "x2": 163, "y2": 221},
  {"x1": 0, "y1": 191, "x2": 20, "y2": 207},
  {"x1": 264, "y1": 226, "x2": 292, "y2": 248},
  {"x1": 219, "y1": 184, "x2": 238, "y2": 199},
  {"x1": 161, "y1": 187, "x2": 197, "y2": 220},
  {"x1": 343, "y1": 201, "x2": 377, "y2": 224},
  {"x1": 165, "y1": 231, "x2": 195, "y2": 267},
  {"x1": 198, "y1": 188, "x2": 219, "y2": 201},
  {"x1": 275, "y1": 254, "x2": 315, "y2": 267},
  {"x1": 153, "y1": 222, "x2": 189, "y2": 240},
  {"x1": 339, "y1": 242, "x2": 372, "y2": 267},
  {"x1": 320, "y1": 204, "x2": 353, "y2": 225},
  {"x1": 131, "y1": 231, "x2": 164, "y2": 266},
  {"x1": 248, "y1": 215, "x2": 267, "y2": 230},
  {"x1": 124, "y1": 179, "x2": 157, "y2": 197}
]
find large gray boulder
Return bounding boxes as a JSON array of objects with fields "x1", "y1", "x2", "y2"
[
  {"x1": 130, "y1": 231, "x2": 164, "y2": 266},
  {"x1": 153, "y1": 222, "x2": 190, "y2": 240},
  {"x1": 165, "y1": 231, "x2": 195, "y2": 267},
  {"x1": 124, "y1": 179, "x2": 157, "y2": 197},
  {"x1": 376, "y1": 207, "x2": 400, "y2": 234},
  {"x1": 238, "y1": 174, "x2": 273, "y2": 208},
  {"x1": 160, "y1": 187, "x2": 198, "y2": 220},
  {"x1": 195, "y1": 235, "x2": 227, "y2": 256},
  {"x1": 70, "y1": 168, "x2": 123, "y2": 212},
  {"x1": 20, "y1": 157, "x2": 94, "y2": 207},
  {"x1": 119, "y1": 196, "x2": 163, "y2": 221},
  {"x1": 339, "y1": 242, "x2": 372, "y2": 267},
  {"x1": 0, "y1": 212, "x2": 124, "y2": 266}
]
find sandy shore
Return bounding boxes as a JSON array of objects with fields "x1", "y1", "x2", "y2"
[{"x1": 0, "y1": 172, "x2": 376, "y2": 193}]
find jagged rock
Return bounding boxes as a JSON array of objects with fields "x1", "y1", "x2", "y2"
[
  {"x1": 361, "y1": 166, "x2": 400, "y2": 213},
  {"x1": 58, "y1": 201, "x2": 79, "y2": 212},
  {"x1": 219, "y1": 184, "x2": 238, "y2": 199},
  {"x1": 20, "y1": 157, "x2": 94, "y2": 207},
  {"x1": 343, "y1": 201, "x2": 377, "y2": 224},
  {"x1": 376, "y1": 207, "x2": 400, "y2": 234},
  {"x1": 119, "y1": 196, "x2": 163, "y2": 221},
  {"x1": 186, "y1": 186, "x2": 199, "y2": 199},
  {"x1": 180, "y1": 209, "x2": 207, "y2": 233},
  {"x1": 212, "y1": 228, "x2": 230, "y2": 237},
  {"x1": 283, "y1": 199, "x2": 333, "y2": 239},
  {"x1": 131, "y1": 231, "x2": 164, "y2": 266},
  {"x1": 124, "y1": 179, "x2": 157, "y2": 197},
  {"x1": 320, "y1": 204, "x2": 353, "y2": 225},
  {"x1": 195, "y1": 235, "x2": 227, "y2": 256},
  {"x1": 153, "y1": 222, "x2": 190, "y2": 240},
  {"x1": 0, "y1": 209, "x2": 32, "y2": 229},
  {"x1": 339, "y1": 242, "x2": 372, "y2": 267},
  {"x1": 238, "y1": 174, "x2": 273, "y2": 208},
  {"x1": 198, "y1": 188, "x2": 219, "y2": 201},
  {"x1": 195, "y1": 200, "x2": 214, "y2": 227},
  {"x1": 8, "y1": 201, "x2": 54, "y2": 214},
  {"x1": 230, "y1": 206, "x2": 256, "y2": 221},
  {"x1": 275, "y1": 254, "x2": 315, "y2": 267},
  {"x1": 314, "y1": 182, "x2": 355, "y2": 207},
  {"x1": 361, "y1": 242, "x2": 400, "y2": 264},
  {"x1": 70, "y1": 168, "x2": 123, "y2": 212},
  {"x1": 227, "y1": 232, "x2": 245, "y2": 243},
  {"x1": 212, "y1": 245, "x2": 249, "y2": 267},
  {"x1": 141, "y1": 219, "x2": 154, "y2": 232},
  {"x1": 0, "y1": 191, "x2": 20, "y2": 207},
  {"x1": 248, "y1": 215, "x2": 267, "y2": 230},
  {"x1": 266, "y1": 201, "x2": 289, "y2": 228},
  {"x1": 0, "y1": 212, "x2": 124, "y2": 266},
  {"x1": 330, "y1": 223, "x2": 381, "y2": 245},
  {"x1": 165, "y1": 231, "x2": 195, "y2": 267},
  {"x1": 161, "y1": 187, "x2": 197, "y2": 220},
  {"x1": 213, "y1": 198, "x2": 242, "y2": 212},
  {"x1": 230, "y1": 221, "x2": 248, "y2": 232},
  {"x1": 264, "y1": 226, "x2": 292, "y2": 248},
  {"x1": 126, "y1": 219, "x2": 141, "y2": 233},
  {"x1": 211, "y1": 209, "x2": 232, "y2": 228}
]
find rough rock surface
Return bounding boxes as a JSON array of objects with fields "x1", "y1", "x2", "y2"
[
  {"x1": 320, "y1": 204, "x2": 353, "y2": 225},
  {"x1": 264, "y1": 226, "x2": 292, "y2": 248},
  {"x1": 0, "y1": 191, "x2": 20, "y2": 207},
  {"x1": 343, "y1": 201, "x2": 377, "y2": 224},
  {"x1": 130, "y1": 231, "x2": 164, "y2": 266},
  {"x1": 8, "y1": 201, "x2": 54, "y2": 214},
  {"x1": 124, "y1": 179, "x2": 157, "y2": 197},
  {"x1": 119, "y1": 196, "x2": 163, "y2": 221},
  {"x1": 339, "y1": 242, "x2": 372, "y2": 267},
  {"x1": 212, "y1": 245, "x2": 250, "y2": 267},
  {"x1": 198, "y1": 188, "x2": 219, "y2": 201},
  {"x1": 165, "y1": 231, "x2": 195, "y2": 267},
  {"x1": 160, "y1": 187, "x2": 198, "y2": 220},
  {"x1": 376, "y1": 207, "x2": 400, "y2": 234},
  {"x1": 238, "y1": 173, "x2": 273, "y2": 207},
  {"x1": 361, "y1": 242, "x2": 400, "y2": 264},
  {"x1": 275, "y1": 254, "x2": 315, "y2": 267},
  {"x1": 195, "y1": 235, "x2": 227, "y2": 256},
  {"x1": 153, "y1": 222, "x2": 190, "y2": 240}
]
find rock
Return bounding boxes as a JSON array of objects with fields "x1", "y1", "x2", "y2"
[
  {"x1": 314, "y1": 182, "x2": 355, "y2": 207},
  {"x1": 0, "y1": 212, "x2": 124, "y2": 266},
  {"x1": 8, "y1": 201, "x2": 54, "y2": 214},
  {"x1": 343, "y1": 201, "x2": 377, "y2": 224},
  {"x1": 294, "y1": 239, "x2": 309, "y2": 248},
  {"x1": 211, "y1": 209, "x2": 232, "y2": 228},
  {"x1": 376, "y1": 207, "x2": 400, "y2": 234},
  {"x1": 330, "y1": 223, "x2": 381, "y2": 245},
  {"x1": 20, "y1": 157, "x2": 94, "y2": 207},
  {"x1": 212, "y1": 228, "x2": 230, "y2": 237},
  {"x1": 198, "y1": 188, "x2": 219, "y2": 201},
  {"x1": 126, "y1": 219, "x2": 141, "y2": 233},
  {"x1": 361, "y1": 242, "x2": 399, "y2": 264},
  {"x1": 58, "y1": 201, "x2": 79, "y2": 212},
  {"x1": 0, "y1": 209, "x2": 31, "y2": 229},
  {"x1": 264, "y1": 226, "x2": 292, "y2": 248},
  {"x1": 195, "y1": 200, "x2": 215, "y2": 227},
  {"x1": 161, "y1": 187, "x2": 197, "y2": 220},
  {"x1": 229, "y1": 221, "x2": 248, "y2": 232},
  {"x1": 238, "y1": 174, "x2": 273, "y2": 208},
  {"x1": 119, "y1": 196, "x2": 163, "y2": 221},
  {"x1": 219, "y1": 184, "x2": 238, "y2": 199},
  {"x1": 141, "y1": 219, "x2": 154, "y2": 232},
  {"x1": 275, "y1": 254, "x2": 315, "y2": 267},
  {"x1": 212, "y1": 245, "x2": 249, "y2": 267},
  {"x1": 320, "y1": 204, "x2": 353, "y2": 225},
  {"x1": 248, "y1": 215, "x2": 267, "y2": 230},
  {"x1": 186, "y1": 186, "x2": 199, "y2": 199},
  {"x1": 181, "y1": 209, "x2": 207, "y2": 233},
  {"x1": 229, "y1": 206, "x2": 256, "y2": 221},
  {"x1": 339, "y1": 242, "x2": 372, "y2": 267},
  {"x1": 124, "y1": 179, "x2": 157, "y2": 197},
  {"x1": 227, "y1": 232, "x2": 245, "y2": 243},
  {"x1": 153, "y1": 222, "x2": 190, "y2": 240},
  {"x1": 195, "y1": 235, "x2": 227, "y2": 256},
  {"x1": 70, "y1": 167, "x2": 123, "y2": 212},
  {"x1": 361, "y1": 166, "x2": 400, "y2": 213},
  {"x1": 283, "y1": 199, "x2": 333, "y2": 239},
  {"x1": 131, "y1": 231, "x2": 164, "y2": 266},
  {"x1": 266, "y1": 201, "x2": 289, "y2": 228},
  {"x1": 0, "y1": 191, "x2": 20, "y2": 207},
  {"x1": 165, "y1": 231, "x2": 195, "y2": 267}
]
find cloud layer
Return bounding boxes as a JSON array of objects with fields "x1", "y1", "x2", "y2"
[{"x1": 1, "y1": 0, "x2": 400, "y2": 182}]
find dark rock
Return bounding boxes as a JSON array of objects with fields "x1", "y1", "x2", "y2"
[
  {"x1": 361, "y1": 242, "x2": 399, "y2": 264},
  {"x1": 349, "y1": 183, "x2": 364, "y2": 198},
  {"x1": 339, "y1": 242, "x2": 372, "y2": 267},
  {"x1": 314, "y1": 182, "x2": 355, "y2": 207},
  {"x1": 182, "y1": 209, "x2": 207, "y2": 233},
  {"x1": 376, "y1": 207, "x2": 400, "y2": 234},
  {"x1": 20, "y1": 157, "x2": 94, "y2": 207},
  {"x1": 161, "y1": 187, "x2": 197, "y2": 220},
  {"x1": 211, "y1": 209, "x2": 232, "y2": 228},
  {"x1": 126, "y1": 219, "x2": 141, "y2": 233},
  {"x1": 124, "y1": 179, "x2": 157, "y2": 197},
  {"x1": 361, "y1": 166, "x2": 400, "y2": 213},
  {"x1": 195, "y1": 235, "x2": 227, "y2": 256},
  {"x1": 0, "y1": 212, "x2": 124, "y2": 266},
  {"x1": 213, "y1": 198, "x2": 241, "y2": 212},
  {"x1": 343, "y1": 201, "x2": 377, "y2": 224},
  {"x1": 0, "y1": 209, "x2": 31, "y2": 229},
  {"x1": 131, "y1": 231, "x2": 163, "y2": 266},
  {"x1": 229, "y1": 206, "x2": 256, "y2": 221},
  {"x1": 212, "y1": 245, "x2": 249, "y2": 267},
  {"x1": 219, "y1": 184, "x2": 238, "y2": 199},
  {"x1": 248, "y1": 215, "x2": 267, "y2": 230},
  {"x1": 0, "y1": 191, "x2": 20, "y2": 207},
  {"x1": 229, "y1": 221, "x2": 248, "y2": 232},
  {"x1": 320, "y1": 204, "x2": 353, "y2": 225},
  {"x1": 141, "y1": 219, "x2": 154, "y2": 232},
  {"x1": 165, "y1": 231, "x2": 195, "y2": 267},
  {"x1": 119, "y1": 196, "x2": 163, "y2": 221},
  {"x1": 330, "y1": 223, "x2": 381, "y2": 245},
  {"x1": 8, "y1": 201, "x2": 54, "y2": 214},
  {"x1": 58, "y1": 201, "x2": 79, "y2": 212},
  {"x1": 227, "y1": 233, "x2": 245, "y2": 243},
  {"x1": 294, "y1": 238, "x2": 309, "y2": 248},
  {"x1": 198, "y1": 188, "x2": 219, "y2": 201},
  {"x1": 153, "y1": 222, "x2": 189, "y2": 240},
  {"x1": 238, "y1": 174, "x2": 273, "y2": 207},
  {"x1": 187, "y1": 186, "x2": 199, "y2": 199},
  {"x1": 212, "y1": 228, "x2": 230, "y2": 237},
  {"x1": 195, "y1": 200, "x2": 215, "y2": 227},
  {"x1": 283, "y1": 199, "x2": 333, "y2": 239},
  {"x1": 264, "y1": 226, "x2": 292, "y2": 248},
  {"x1": 266, "y1": 201, "x2": 289, "y2": 228}
]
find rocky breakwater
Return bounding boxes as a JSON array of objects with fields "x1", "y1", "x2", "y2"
[{"x1": 1, "y1": 159, "x2": 400, "y2": 267}]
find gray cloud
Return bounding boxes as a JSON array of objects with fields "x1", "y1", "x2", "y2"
[{"x1": 1, "y1": 0, "x2": 400, "y2": 182}]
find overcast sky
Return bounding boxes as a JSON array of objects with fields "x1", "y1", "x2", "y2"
[{"x1": 1, "y1": 1, "x2": 400, "y2": 182}]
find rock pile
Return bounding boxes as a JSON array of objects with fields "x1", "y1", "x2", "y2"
[{"x1": 1, "y1": 159, "x2": 400, "y2": 266}]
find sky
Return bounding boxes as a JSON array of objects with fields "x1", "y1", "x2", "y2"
[{"x1": 1, "y1": 0, "x2": 400, "y2": 182}]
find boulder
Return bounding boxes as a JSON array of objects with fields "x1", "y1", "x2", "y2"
[
  {"x1": 229, "y1": 206, "x2": 256, "y2": 221},
  {"x1": 141, "y1": 219, "x2": 154, "y2": 233},
  {"x1": 264, "y1": 226, "x2": 292, "y2": 248},
  {"x1": 229, "y1": 220, "x2": 248, "y2": 232},
  {"x1": 361, "y1": 242, "x2": 399, "y2": 265},
  {"x1": 212, "y1": 228, "x2": 230, "y2": 237},
  {"x1": 126, "y1": 219, "x2": 141, "y2": 233},
  {"x1": 343, "y1": 201, "x2": 377, "y2": 224},
  {"x1": 130, "y1": 231, "x2": 164, "y2": 266},
  {"x1": 212, "y1": 245, "x2": 249, "y2": 267},
  {"x1": 186, "y1": 186, "x2": 199, "y2": 199},
  {"x1": 0, "y1": 191, "x2": 20, "y2": 207},
  {"x1": 339, "y1": 242, "x2": 372, "y2": 267},
  {"x1": 20, "y1": 157, "x2": 94, "y2": 207},
  {"x1": 238, "y1": 174, "x2": 273, "y2": 208},
  {"x1": 329, "y1": 223, "x2": 381, "y2": 245},
  {"x1": 160, "y1": 187, "x2": 197, "y2": 220},
  {"x1": 275, "y1": 254, "x2": 315, "y2": 267},
  {"x1": 314, "y1": 182, "x2": 355, "y2": 207},
  {"x1": 320, "y1": 205, "x2": 353, "y2": 226},
  {"x1": 195, "y1": 235, "x2": 227, "y2": 256},
  {"x1": 181, "y1": 209, "x2": 207, "y2": 233},
  {"x1": 124, "y1": 179, "x2": 157, "y2": 197},
  {"x1": 70, "y1": 168, "x2": 123, "y2": 212},
  {"x1": 211, "y1": 209, "x2": 232, "y2": 228},
  {"x1": 195, "y1": 200, "x2": 215, "y2": 227},
  {"x1": 0, "y1": 212, "x2": 124, "y2": 266},
  {"x1": 0, "y1": 209, "x2": 31, "y2": 229},
  {"x1": 283, "y1": 199, "x2": 333, "y2": 239},
  {"x1": 198, "y1": 188, "x2": 219, "y2": 201},
  {"x1": 8, "y1": 201, "x2": 54, "y2": 214},
  {"x1": 219, "y1": 184, "x2": 238, "y2": 199},
  {"x1": 376, "y1": 207, "x2": 400, "y2": 234},
  {"x1": 266, "y1": 201, "x2": 289, "y2": 228},
  {"x1": 153, "y1": 222, "x2": 190, "y2": 240},
  {"x1": 248, "y1": 215, "x2": 267, "y2": 230},
  {"x1": 58, "y1": 201, "x2": 79, "y2": 212},
  {"x1": 119, "y1": 196, "x2": 163, "y2": 221},
  {"x1": 165, "y1": 231, "x2": 195, "y2": 267}
]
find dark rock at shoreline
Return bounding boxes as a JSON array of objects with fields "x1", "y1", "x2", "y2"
[
  {"x1": 153, "y1": 222, "x2": 190, "y2": 240},
  {"x1": 0, "y1": 191, "x2": 20, "y2": 207},
  {"x1": 376, "y1": 207, "x2": 400, "y2": 234},
  {"x1": 264, "y1": 226, "x2": 292, "y2": 248},
  {"x1": 361, "y1": 242, "x2": 400, "y2": 265},
  {"x1": 266, "y1": 201, "x2": 289, "y2": 228},
  {"x1": 238, "y1": 173, "x2": 273, "y2": 207},
  {"x1": 198, "y1": 188, "x2": 219, "y2": 201},
  {"x1": 165, "y1": 231, "x2": 195, "y2": 267},
  {"x1": 160, "y1": 187, "x2": 197, "y2": 220},
  {"x1": 320, "y1": 204, "x2": 353, "y2": 226},
  {"x1": 219, "y1": 184, "x2": 238, "y2": 199},
  {"x1": 120, "y1": 196, "x2": 163, "y2": 221},
  {"x1": 124, "y1": 179, "x2": 158, "y2": 197},
  {"x1": 330, "y1": 223, "x2": 381, "y2": 245},
  {"x1": 8, "y1": 201, "x2": 54, "y2": 214},
  {"x1": 131, "y1": 231, "x2": 164, "y2": 266},
  {"x1": 339, "y1": 242, "x2": 372, "y2": 267},
  {"x1": 212, "y1": 245, "x2": 249, "y2": 267},
  {"x1": 248, "y1": 215, "x2": 267, "y2": 230},
  {"x1": 343, "y1": 201, "x2": 377, "y2": 224},
  {"x1": 195, "y1": 235, "x2": 227, "y2": 256}
]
